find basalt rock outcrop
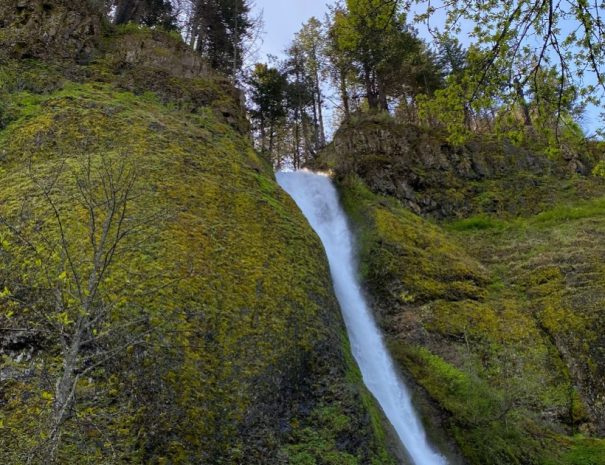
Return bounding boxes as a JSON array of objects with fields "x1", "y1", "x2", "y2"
[
  {"x1": 0, "y1": 0, "x2": 102, "y2": 62},
  {"x1": 322, "y1": 114, "x2": 599, "y2": 219}
]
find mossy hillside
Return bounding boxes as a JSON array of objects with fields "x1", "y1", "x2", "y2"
[
  {"x1": 0, "y1": 65, "x2": 396, "y2": 463},
  {"x1": 446, "y1": 201, "x2": 605, "y2": 434},
  {"x1": 338, "y1": 174, "x2": 488, "y2": 322},
  {"x1": 338, "y1": 174, "x2": 605, "y2": 465},
  {"x1": 0, "y1": 24, "x2": 248, "y2": 135},
  {"x1": 94, "y1": 25, "x2": 249, "y2": 134}
]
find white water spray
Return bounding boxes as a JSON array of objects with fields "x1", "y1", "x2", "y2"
[{"x1": 277, "y1": 170, "x2": 447, "y2": 465}]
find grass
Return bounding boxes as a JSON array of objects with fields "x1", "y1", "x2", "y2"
[
  {"x1": 447, "y1": 195, "x2": 605, "y2": 232},
  {"x1": 446, "y1": 215, "x2": 507, "y2": 232}
]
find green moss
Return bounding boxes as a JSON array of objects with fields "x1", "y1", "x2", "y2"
[
  {"x1": 0, "y1": 59, "x2": 395, "y2": 464},
  {"x1": 337, "y1": 172, "x2": 605, "y2": 465},
  {"x1": 555, "y1": 438, "x2": 605, "y2": 465},
  {"x1": 447, "y1": 215, "x2": 507, "y2": 231},
  {"x1": 339, "y1": 174, "x2": 487, "y2": 310}
]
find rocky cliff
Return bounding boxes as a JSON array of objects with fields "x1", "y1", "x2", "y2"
[
  {"x1": 0, "y1": 2, "x2": 398, "y2": 464},
  {"x1": 322, "y1": 113, "x2": 602, "y2": 219},
  {"x1": 321, "y1": 114, "x2": 605, "y2": 465}
]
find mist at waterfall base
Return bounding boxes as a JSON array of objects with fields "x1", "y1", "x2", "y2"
[{"x1": 276, "y1": 170, "x2": 447, "y2": 465}]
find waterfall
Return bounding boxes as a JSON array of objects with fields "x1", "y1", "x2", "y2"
[{"x1": 276, "y1": 170, "x2": 447, "y2": 465}]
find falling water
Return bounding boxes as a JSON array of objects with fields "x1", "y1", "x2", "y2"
[{"x1": 277, "y1": 170, "x2": 447, "y2": 465}]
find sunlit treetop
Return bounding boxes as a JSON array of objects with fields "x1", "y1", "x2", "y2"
[{"x1": 411, "y1": 0, "x2": 605, "y2": 128}]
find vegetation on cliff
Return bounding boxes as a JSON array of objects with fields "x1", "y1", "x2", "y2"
[
  {"x1": 332, "y1": 134, "x2": 605, "y2": 464},
  {"x1": 3, "y1": 1, "x2": 605, "y2": 464},
  {"x1": 0, "y1": 6, "x2": 397, "y2": 464}
]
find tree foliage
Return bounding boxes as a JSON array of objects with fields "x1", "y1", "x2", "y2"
[
  {"x1": 413, "y1": 0, "x2": 605, "y2": 131},
  {"x1": 109, "y1": 0, "x2": 255, "y2": 77},
  {"x1": 330, "y1": 0, "x2": 441, "y2": 110},
  {"x1": 186, "y1": 0, "x2": 253, "y2": 75},
  {"x1": 113, "y1": 0, "x2": 178, "y2": 29},
  {"x1": 247, "y1": 63, "x2": 288, "y2": 157}
]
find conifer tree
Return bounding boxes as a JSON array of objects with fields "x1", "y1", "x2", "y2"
[
  {"x1": 186, "y1": 0, "x2": 253, "y2": 76},
  {"x1": 114, "y1": 0, "x2": 177, "y2": 29},
  {"x1": 248, "y1": 64, "x2": 288, "y2": 155}
]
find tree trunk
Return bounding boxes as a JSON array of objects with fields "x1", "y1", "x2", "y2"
[
  {"x1": 47, "y1": 320, "x2": 84, "y2": 463},
  {"x1": 294, "y1": 109, "x2": 301, "y2": 169},
  {"x1": 377, "y1": 75, "x2": 389, "y2": 111},
  {"x1": 301, "y1": 114, "x2": 312, "y2": 162},
  {"x1": 311, "y1": 96, "x2": 319, "y2": 149},
  {"x1": 259, "y1": 115, "x2": 266, "y2": 153},
  {"x1": 339, "y1": 68, "x2": 350, "y2": 119},
  {"x1": 514, "y1": 78, "x2": 533, "y2": 127},
  {"x1": 314, "y1": 67, "x2": 326, "y2": 147},
  {"x1": 269, "y1": 120, "x2": 275, "y2": 155},
  {"x1": 364, "y1": 66, "x2": 378, "y2": 110},
  {"x1": 114, "y1": 0, "x2": 142, "y2": 25}
]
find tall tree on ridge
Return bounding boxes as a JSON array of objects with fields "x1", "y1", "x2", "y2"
[
  {"x1": 325, "y1": 3, "x2": 355, "y2": 120},
  {"x1": 295, "y1": 17, "x2": 327, "y2": 148},
  {"x1": 331, "y1": 0, "x2": 440, "y2": 111},
  {"x1": 114, "y1": 0, "x2": 177, "y2": 29},
  {"x1": 248, "y1": 63, "x2": 288, "y2": 155},
  {"x1": 283, "y1": 43, "x2": 316, "y2": 167},
  {"x1": 187, "y1": 0, "x2": 253, "y2": 76}
]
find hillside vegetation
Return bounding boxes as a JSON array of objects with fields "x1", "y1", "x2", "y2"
[
  {"x1": 0, "y1": 6, "x2": 398, "y2": 464},
  {"x1": 324, "y1": 114, "x2": 605, "y2": 465}
]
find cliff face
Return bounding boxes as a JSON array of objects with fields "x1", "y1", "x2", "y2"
[
  {"x1": 0, "y1": 0, "x2": 102, "y2": 62},
  {"x1": 323, "y1": 114, "x2": 602, "y2": 219},
  {"x1": 326, "y1": 115, "x2": 605, "y2": 465},
  {"x1": 0, "y1": 3, "x2": 397, "y2": 464}
]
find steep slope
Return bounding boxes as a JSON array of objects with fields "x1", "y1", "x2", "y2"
[
  {"x1": 0, "y1": 6, "x2": 397, "y2": 464},
  {"x1": 324, "y1": 115, "x2": 605, "y2": 465}
]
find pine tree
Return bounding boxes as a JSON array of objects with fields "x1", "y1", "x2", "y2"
[
  {"x1": 187, "y1": 0, "x2": 253, "y2": 76},
  {"x1": 332, "y1": 0, "x2": 440, "y2": 111},
  {"x1": 248, "y1": 64, "x2": 288, "y2": 156},
  {"x1": 114, "y1": 0, "x2": 177, "y2": 29}
]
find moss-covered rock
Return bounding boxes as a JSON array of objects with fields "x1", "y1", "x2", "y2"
[
  {"x1": 338, "y1": 172, "x2": 605, "y2": 465},
  {"x1": 319, "y1": 113, "x2": 605, "y2": 219},
  {"x1": 0, "y1": 0, "x2": 102, "y2": 62},
  {"x1": 0, "y1": 27, "x2": 396, "y2": 465}
]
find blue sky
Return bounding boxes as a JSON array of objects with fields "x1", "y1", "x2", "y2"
[{"x1": 252, "y1": 0, "x2": 330, "y2": 60}]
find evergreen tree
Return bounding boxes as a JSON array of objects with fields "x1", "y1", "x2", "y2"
[
  {"x1": 187, "y1": 0, "x2": 253, "y2": 76},
  {"x1": 114, "y1": 0, "x2": 177, "y2": 29},
  {"x1": 435, "y1": 35, "x2": 467, "y2": 77},
  {"x1": 325, "y1": 4, "x2": 356, "y2": 119},
  {"x1": 295, "y1": 17, "x2": 327, "y2": 148},
  {"x1": 332, "y1": 0, "x2": 440, "y2": 111},
  {"x1": 247, "y1": 64, "x2": 288, "y2": 156},
  {"x1": 283, "y1": 43, "x2": 317, "y2": 167}
]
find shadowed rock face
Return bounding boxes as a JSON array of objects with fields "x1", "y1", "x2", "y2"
[
  {"x1": 104, "y1": 29, "x2": 210, "y2": 79},
  {"x1": 0, "y1": 0, "x2": 102, "y2": 62},
  {"x1": 320, "y1": 114, "x2": 598, "y2": 219}
]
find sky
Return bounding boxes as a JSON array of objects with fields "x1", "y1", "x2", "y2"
[
  {"x1": 251, "y1": 0, "x2": 331, "y2": 60},
  {"x1": 250, "y1": 0, "x2": 601, "y2": 136}
]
